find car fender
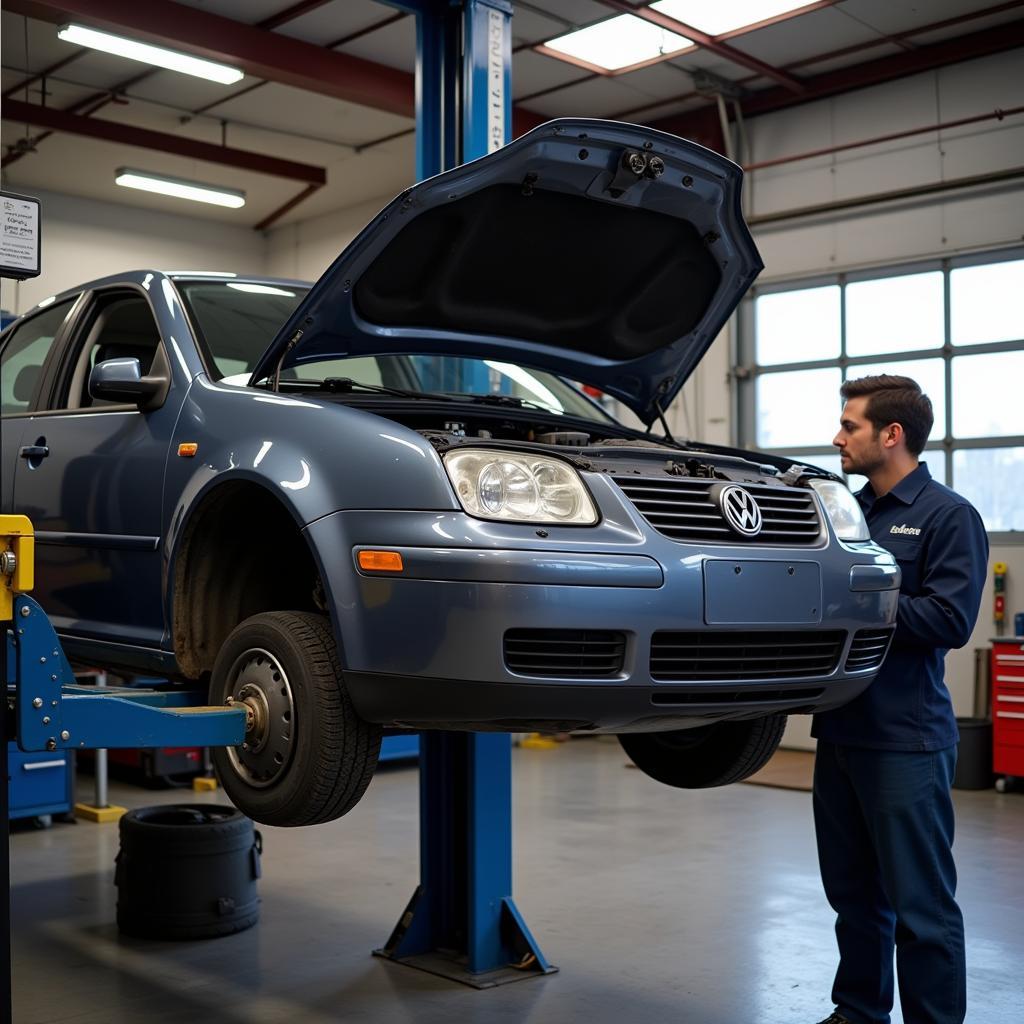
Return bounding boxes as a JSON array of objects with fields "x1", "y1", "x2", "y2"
[{"x1": 162, "y1": 374, "x2": 459, "y2": 646}]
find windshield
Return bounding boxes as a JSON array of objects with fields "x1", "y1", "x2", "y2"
[
  {"x1": 282, "y1": 355, "x2": 614, "y2": 422},
  {"x1": 175, "y1": 279, "x2": 309, "y2": 379},
  {"x1": 176, "y1": 279, "x2": 613, "y2": 423}
]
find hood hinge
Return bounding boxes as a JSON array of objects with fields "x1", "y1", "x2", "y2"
[{"x1": 273, "y1": 329, "x2": 305, "y2": 391}]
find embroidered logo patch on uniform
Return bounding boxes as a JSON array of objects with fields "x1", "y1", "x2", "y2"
[{"x1": 890, "y1": 524, "x2": 921, "y2": 536}]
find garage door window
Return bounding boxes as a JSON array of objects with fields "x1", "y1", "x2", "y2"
[{"x1": 739, "y1": 249, "x2": 1024, "y2": 538}]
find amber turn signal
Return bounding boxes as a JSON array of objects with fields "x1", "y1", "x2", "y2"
[
  {"x1": 358, "y1": 550, "x2": 404, "y2": 572},
  {"x1": 177, "y1": 443, "x2": 199, "y2": 458}
]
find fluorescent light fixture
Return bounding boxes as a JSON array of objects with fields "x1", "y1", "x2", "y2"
[
  {"x1": 651, "y1": 0, "x2": 818, "y2": 36},
  {"x1": 543, "y1": 14, "x2": 692, "y2": 72},
  {"x1": 115, "y1": 169, "x2": 246, "y2": 208},
  {"x1": 58, "y1": 23, "x2": 243, "y2": 84},
  {"x1": 226, "y1": 283, "x2": 296, "y2": 297}
]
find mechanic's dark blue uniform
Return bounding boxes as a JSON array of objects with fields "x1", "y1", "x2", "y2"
[{"x1": 812, "y1": 463, "x2": 988, "y2": 1024}]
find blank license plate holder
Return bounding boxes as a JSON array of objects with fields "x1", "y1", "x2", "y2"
[{"x1": 704, "y1": 559, "x2": 822, "y2": 625}]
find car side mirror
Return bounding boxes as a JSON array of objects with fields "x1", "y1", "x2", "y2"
[{"x1": 89, "y1": 357, "x2": 169, "y2": 410}]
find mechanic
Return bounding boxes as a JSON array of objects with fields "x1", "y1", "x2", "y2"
[{"x1": 811, "y1": 374, "x2": 988, "y2": 1024}]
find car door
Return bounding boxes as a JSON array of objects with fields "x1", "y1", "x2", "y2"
[
  {"x1": 10, "y1": 286, "x2": 185, "y2": 653},
  {"x1": 1, "y1": 297, "x2": 79, "y2": 511}
]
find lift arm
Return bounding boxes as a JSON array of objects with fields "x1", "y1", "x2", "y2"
[{"x1": 2, "y1": 516, "x2": 246, "y2": 753}]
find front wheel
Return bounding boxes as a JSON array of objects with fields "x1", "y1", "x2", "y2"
[
  {"x1": 209, "y1": 611, "x2": 381, "y2": 826},
  {"x1": 618, "y1": 715, "x2": 786, "y2": 789}
]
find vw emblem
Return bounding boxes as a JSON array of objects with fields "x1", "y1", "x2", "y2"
[{"x1": 718, "y1": 485, "x2": 763, "y2": 537}]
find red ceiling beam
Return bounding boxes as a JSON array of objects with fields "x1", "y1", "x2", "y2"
[
  {"x1": 254, "y1": 183, "x2": 322, "y2": 232},
  {"x1": 2, "y1": 98, "x2": 327, "y2": 183},
  {"x1": 5, "y1": 0, "x2": 547, "y2": 138},
  {"x1": 597, "y1": 0, "x2": 805, "y2": 92},
  {"x1": 648, "y1": 19, "x2": 1024, "y2": 140},
  {"x1": 4, "y1": 0, "x2": 415, "y2": 118}
]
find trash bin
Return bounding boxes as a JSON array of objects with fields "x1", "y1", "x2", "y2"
[{"x1": 953, "y1": 717, "x2": 994, "y2": 791}]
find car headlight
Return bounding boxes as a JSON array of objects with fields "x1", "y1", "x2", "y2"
[
  {"x1": 444, "y1": 450, "x2": 598, "y2": 525},
  {"x1": 808, "y1": 478, "x2": 870, "y2": 541}
]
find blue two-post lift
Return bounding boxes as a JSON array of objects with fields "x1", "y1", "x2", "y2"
[
  {"x1": 2, "y1": 1, "x2": 553, "y2": 1011},
  {"x1": 372, "y1": 0, "x2": 554, "y2": 987}
]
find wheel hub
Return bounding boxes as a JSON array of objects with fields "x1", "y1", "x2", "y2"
[{"x1": 223, "y1": 648, "x2": 295, "y2": 788}]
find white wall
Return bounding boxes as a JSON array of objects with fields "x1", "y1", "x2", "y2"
[
  {"x1": 263, "y1": 196, "x2": 392, "y2": 283},
  {"x1": 2, "y1": 188, "x2": 264, "y2": 314},
  {"x1": 745, "y1": 50, "x2": 1024, "y2": 281}
]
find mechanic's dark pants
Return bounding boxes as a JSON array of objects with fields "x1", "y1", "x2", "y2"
[{"x1": 813, "y1": 741, "x2": 965, "y2": 1024}]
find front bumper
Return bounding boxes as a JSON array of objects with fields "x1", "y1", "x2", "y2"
[{"x1": 305, "y1": 503, "x2": 899, "y2": 733}]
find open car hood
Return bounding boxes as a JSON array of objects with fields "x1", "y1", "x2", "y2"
[{"x1": 250, "y1": 118, "x2": 763, "y2": 424}]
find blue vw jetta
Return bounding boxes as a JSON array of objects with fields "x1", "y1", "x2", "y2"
[{"x1": 0, "y1": 120, "x2": 898, "y2": 826}]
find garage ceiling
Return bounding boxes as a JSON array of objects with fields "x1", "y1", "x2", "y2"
[{"x1": 2, "y1": 0, "x2": 1021, "y2": 229}]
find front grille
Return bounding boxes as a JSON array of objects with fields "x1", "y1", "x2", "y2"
[
  {"x1": 612, "y1": 476, "x2": 821, "y2": 545},
  {"x1": 504, "y1": 629, "x2": 626, "y2": 678},
  {"x1": 845, "y1": 629, "x2": 894, "y2": 672},
  {"x1": 650, "y1": 630, "x2": 845, "y2": 681}
]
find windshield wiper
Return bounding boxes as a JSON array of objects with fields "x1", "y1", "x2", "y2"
[
  {"x1": 456, "y1": 393, "x2": 552, "y2": 412},
  {"x1": 320, "y1": 377, "x2": 454, "y2": 401}
]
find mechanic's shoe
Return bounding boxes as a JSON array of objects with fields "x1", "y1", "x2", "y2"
[{"x1": 814, "y1": 1013, "x2": 852, "y2": 1024}]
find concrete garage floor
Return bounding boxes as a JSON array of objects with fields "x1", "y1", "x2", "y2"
[{"x1": 10, "y1": 737, "x2": 1023, "y2": 1024}]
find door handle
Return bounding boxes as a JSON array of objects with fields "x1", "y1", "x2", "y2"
[{"x1": 19, "y1": 445, "x2": 49, "y2": 459}]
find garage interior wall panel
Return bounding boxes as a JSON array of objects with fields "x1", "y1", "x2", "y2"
[
  {"x1": 6, "y1": 189, "x2": 262, "y2": 313},
  {"x1": 747, "y1": 51, "x2": 1024, "y2": 281},
  {"x1": 263, "y1": 195, "x2": 393, "y2": 284}
]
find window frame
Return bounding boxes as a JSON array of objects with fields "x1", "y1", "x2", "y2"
[
  {"x1": 0, "y1": 294, "x2": 84, "y2": 417},
  {"x1": 737, "y1": 246, "x2": 1024, "y2": 543},
  {"x1": 38, "y1": 283, "x2": 170, "y2": 417}
]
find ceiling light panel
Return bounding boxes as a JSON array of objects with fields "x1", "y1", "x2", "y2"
[
  {"x1": 115, "y1": 170, "x2": 246, "y2": 208},
  {"x1": 543, "y1": 14, "x2": 692, "y2": 72},
  {"x1": 58, "y1": 24, "x2": 244, "y2": 84},
  {"x1": 650, "y1": 0, "x2": 819, "y2": 36}
]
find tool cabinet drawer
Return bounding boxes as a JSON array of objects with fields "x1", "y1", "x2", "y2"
[
  {"x1": 993, "y1": 708, "x2": 1024, "y2": 741},
  {"x1": 994, "y1": 742, "x2": 1024, "y2": 774},
  {"x1": 8, "y1": 744, "x2": 73, "y2": 818},
  {"x1": 992, "y1": 646, "x2": 1024, "y2": 677}
]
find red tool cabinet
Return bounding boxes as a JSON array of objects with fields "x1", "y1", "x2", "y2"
[{"x1": 991, "y1": 640, "x2": 1024, "y2": 783}]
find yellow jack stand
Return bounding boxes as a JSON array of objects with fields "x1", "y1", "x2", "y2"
[
  {"x1": 192, "y1": 776, "x2": 218, "y2": 792},
  {"x1": 518, "y1": 734, "x2": 560, "y2": 750},
  {"x1": 74, "y1": 802, "x2": 126, "y2": 823}
]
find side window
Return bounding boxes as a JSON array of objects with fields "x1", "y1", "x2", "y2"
[
  {"x1": 61, "y1": 293, "x2": 163, "y2": 410},
  {"x1": 0, "y1": 300, "x2": 75, "y2": 414}
]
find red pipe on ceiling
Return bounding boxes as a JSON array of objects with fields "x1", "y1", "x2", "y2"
[{"x1": 3, "y1": 98, "x2": 327, "y2": 184}]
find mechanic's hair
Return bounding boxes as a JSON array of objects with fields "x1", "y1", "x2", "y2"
[{"x1": 840, "y1": 375, "x2": 933, "y2": 456}]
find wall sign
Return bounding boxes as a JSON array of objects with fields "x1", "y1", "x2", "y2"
[{"x1": 0, "y1": 191, "x2": 41, "y2": 280}]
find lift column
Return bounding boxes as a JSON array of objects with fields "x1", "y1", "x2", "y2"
[{"x1": 374, "y1": 0, "x2": 554, "y2": 988}]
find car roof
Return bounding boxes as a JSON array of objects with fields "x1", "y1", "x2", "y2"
[{"x1": 23, "y1": 270, "x2": 312, "y2": 313}]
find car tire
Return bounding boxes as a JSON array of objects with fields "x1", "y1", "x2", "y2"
[
  {"x1": 618, "y1": 715, "x2": 787, "y2": 789},
  {"x1": 116, "y1": 804, "x2": 261, "y2": 939},
  {"x1": 209, "y1": 611, "x2": 382, "y2": 827}
]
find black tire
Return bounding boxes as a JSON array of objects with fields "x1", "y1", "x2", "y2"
[
  {"x1": 618, "y1": 715, "x2": 787, "y2": 789},
  {"x1": 116, "y1": 804, "x2": 260, "y2": 939},
  {"x1": 209, "y1": 611, "x2": 381, "y2": 827}
]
